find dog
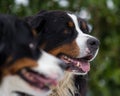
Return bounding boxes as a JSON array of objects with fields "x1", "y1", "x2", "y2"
[
  {"x1": 25, "y1": 10, "x2": 99, "y2": 96},
  {"x1": 0, "y1": 14, "x2": 68, "y2": 96}
]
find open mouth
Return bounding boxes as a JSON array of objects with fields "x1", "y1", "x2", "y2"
[
  {"x1": 17, "y1": 68, "x2": 57, "y2": 91},
  {"x1": 58, "y1": 54, "x2": 93, "y2": 74}
]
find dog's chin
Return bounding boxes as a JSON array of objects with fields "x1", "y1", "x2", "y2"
[
  {"x1": 17, "y1": 68, "x2": 58, "y2": 91},
  {"x1": 58, "y1": 53, "x2": 95, "y2": 75}
]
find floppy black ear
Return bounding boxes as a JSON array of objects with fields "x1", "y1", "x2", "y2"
[
  {"x1": 37, "y1": 10, "x2": 48, "y2": 15},
  {"x1": 25, "y1": 15, "x2": 44, "y2": 33},
  {"x1": 25, "y1": 10, "x2": 48, "y2": 33},
  {"x1": 24, "y1": 16, "x2": 33, "y2": 24},
  {"x1": 30, "y1": 15, "x2": 45, "y2": 33}
]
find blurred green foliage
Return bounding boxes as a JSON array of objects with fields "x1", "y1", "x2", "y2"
[{"x1": 0, "y1": 0, "x2": 120, "y2": 96}]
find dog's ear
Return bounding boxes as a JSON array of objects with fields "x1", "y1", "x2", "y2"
[
  {"x1": 24, "y1": 16, "x2": 33, "y2": 24},
  {"x1": 30, "y1": 15, "x2": 45, "y2": 33},
  {"x1": 25, "y1": 12, "x2": 46, "y2": 34},
  {"x1": 37, "y1": 10, "x2": 48, "y2": 15},
  {"x1": 24, "y1": 10, "x2": 47, "y2": 23}
]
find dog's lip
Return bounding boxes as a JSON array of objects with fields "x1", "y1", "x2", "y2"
[
  {"x1": 17, "y1": 68, "x2": 57, "y2": 91},
  {"x1": 78, "y1": 55, "x2": 93, "y2": 61},
  {"x1": 58, "y1": 54, "x2": 93, "y2": 73}
]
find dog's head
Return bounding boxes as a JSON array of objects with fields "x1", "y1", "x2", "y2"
[
  {"x1": 26, "y1": 10, "x2": 99, "y2": 75},
  {"x1": 0, "y1": 14, "x2": 67, "y2": 96}
]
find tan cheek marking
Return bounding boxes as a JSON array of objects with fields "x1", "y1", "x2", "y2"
[
  {"x1": 2, "y1": 58, "x2": 38, "y2": 76},
  {"x1": 49, "y1": 40, "x2": 80, "y2": 58}
]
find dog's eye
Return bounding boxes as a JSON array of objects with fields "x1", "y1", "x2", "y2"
[{"x1": 79, "y1": 21, "x2": 89, "y2": 34}]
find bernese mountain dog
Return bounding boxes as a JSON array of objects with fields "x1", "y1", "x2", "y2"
[
  {"x1": 0, "y1": 14, "x2": 68, "y2": 96},
  {"x1": 25, "y1": 10, "x2": 100, "y2": 96}
]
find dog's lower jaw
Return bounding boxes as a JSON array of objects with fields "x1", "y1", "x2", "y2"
[{"x1": 0, "y1": 76, "x2": 50, "y2": 96}]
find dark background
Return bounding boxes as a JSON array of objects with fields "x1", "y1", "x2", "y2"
[{"x1": 0, "y1": 0, "x2": 120, "y2": 96}]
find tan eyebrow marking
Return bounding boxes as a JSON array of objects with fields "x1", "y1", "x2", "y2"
[
  {"x1": 68, "y1": 21, "x2": 74, "y2": 27},
  {"x1": 64, "y1": 29, "x2": 68, "y2": 34},
  {"x1": 81, "y1": 21, "x2": 87, "y2": 30}
]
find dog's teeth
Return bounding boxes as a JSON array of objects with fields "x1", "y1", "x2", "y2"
[
  {"x1": 77, "y1": 62, "x2": 79, "y2": 67},
  {"x1": 64, "y1": 56, "x2": 67, "y2": 59},
  {"x1": 76, "y1": 62, "x2": 80, "y2": 67},
  {"x1": 64, "y1": 56, "x2": 68, "y2": 60},
  {"x1": 68, "y1": 58, "x2": 71, "y2": 61}
]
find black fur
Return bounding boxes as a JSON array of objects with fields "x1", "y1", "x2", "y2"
[
  {"x1": 25, "y1": 10, "x2": 78, "y2": 52},
  {"x1": 0, "y1": 14, "x2": 40, "y2": 73},
  {"x1": 74, "y1": 75, "x2": 88, "y2": 96},
  {"x1": 0, "y1": 14, "x2": 69, "y2": 96},
  {"x1": 25, "y1": 10, "x2": 91, "y2": 96}
]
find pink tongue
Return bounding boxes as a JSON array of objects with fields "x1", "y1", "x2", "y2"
[{"x1": 80, "y1": 62, "x2": 90, "y2": 72}]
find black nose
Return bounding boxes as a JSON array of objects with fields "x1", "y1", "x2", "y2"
[
  {"x1": 87, "y1": 38, "x2": 100, "y2": 50},
  {"x1": 59, "y1": 61, "x2": 69, "y2": 70}
]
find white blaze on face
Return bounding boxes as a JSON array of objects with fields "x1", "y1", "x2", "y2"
[
  {"x1": 67, "y1": 13, "x2": 97, "y2": 58},
  {"x1": 33, "y1": 50, "x2": 64, "y2": 80}
]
